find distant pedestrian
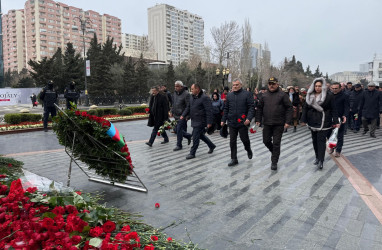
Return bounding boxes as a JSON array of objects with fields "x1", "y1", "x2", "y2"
[
  {"x1": 211, "y1": 92, "x2": 224, "y2": 131},
  {"x1": 40, "y1": 80, "x2": 58, "y2": 132},
  {"x1": 181, "y1": 83, "x2": 216, "y2": 159},
  {"x1": 30, "y1": 93, "x2": 37, "y2": 108},
  {"x1": 301, "y1": 78, "x2": 339, "y2": 169},
  {"x1": 287, "y1": 87, "x2": 300, "y2": 133},
  {"x1": 255, "y1": 77, "x2": 293, "y2": 170},
  {"x1": 359, "y1": 82, "x2": 382, "y2": 138},
  {"x1": 171, "y1": 80, "x2": 192, "y2": 151},
  {"x1": 221, "y1": 78, "x2": 255, "y2": 166},
  {"x1": 146, "y1": 86, "x2": 169, "y2": 146}
]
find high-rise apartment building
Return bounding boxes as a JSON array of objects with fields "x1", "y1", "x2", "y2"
[
  {"x1": 121, "y1": 33, "x2": 156, "y2": 60},
  {"x1": 368, "y1": 54, "x2": 382, "y2": 86},
  {"x1": 148, "y1": 4, "x2": 204, "y2": 65},
  {"x1": 2, "y1": 0, "x2": 121, "y2": 73}
]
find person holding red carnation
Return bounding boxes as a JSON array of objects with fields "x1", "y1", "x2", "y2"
[
  {"x1": 221, "y1": 78, "x2": 255, "y2": 166},
  {"x1": 146, "y1": 86, "x2": 170, "y2": 147}
]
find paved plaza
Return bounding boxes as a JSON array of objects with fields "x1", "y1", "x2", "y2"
[{"x1": 2, "y1": 119, "x2": 382, "y2": 249}]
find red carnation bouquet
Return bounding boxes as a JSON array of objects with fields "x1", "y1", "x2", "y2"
[{"x1": 250, "y1": 123, "x2": 258, "y2": 134}]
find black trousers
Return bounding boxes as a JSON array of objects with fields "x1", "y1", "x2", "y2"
[
  {"x1": 229, "y1": 125, "x2": 251, "y2": 160},
  {"x1": 311, "y1": 130, "x2": 327, "y2": 162},
  {"x1": 149, "y1": 124, "x2": 169, "y2": 144},
  {"x1": 362, "y1": 117, "x2": 377, "y2": 136},
  {"x1": 262, "y1": 125, "x2": 284, "y2": 164},
  {"x1": 190, "y1": 126, "x2": 215, "y2": 156},
  {"x1": 43, "y1": 106, "x2": 56, "y2": 129}
]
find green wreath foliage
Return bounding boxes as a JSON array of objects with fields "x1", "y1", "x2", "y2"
[{"x1": 52, "y1": 109, "x2": 132, "y2": 182}]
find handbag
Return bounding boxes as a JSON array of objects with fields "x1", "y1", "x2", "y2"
[{"x1": 220, "y1": 124, "x2": 228, "y2": 138}]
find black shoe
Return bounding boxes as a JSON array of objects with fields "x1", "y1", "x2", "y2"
[
  {"x1": 173, "y1": 146, "x2": 182, "y2": 151},
  {"x1": 186, "y1": 154, "x2": 195, "y2": 159},
  {"x1": 161, "y1": 140, "x2": 169, "y2": 144},
  {"x1": 362, "y1": 130, "x2": 368, "y2": 135},
  {"x1": 228, "y1": 159, "x2": 238, "y2": 167},
  {"x1": 317, "y1": 161, "x2": 323, "y2": 170},
  {"x1": 313, "y1": 158, "x2": 319, "y2": 165},
  {"x1": 145, "y1": 142, "x2": 152, "y2": 147},
  {"x1": 353, "y1": 130, "x2": 358, "y2": 133},
  {"x1": 187, "y1": 137, "x2": 192, "y2": 145},
  {"x1": 371, "y1": 134, "x2": 376, "y2": 138},
  {"x1": 247, "y1": 149, "x2": 253, "y2": 159},
  {"x1": 271, "y1": 163, "x2": 278, "y2": 170},
  {"x1": 293, "y1": 127, "x2": 297, "y2": 133},
  {"x1": 44, "y1": 129, "x2": 48, "y2": 132},
  {"x1": 208, "y1": 145, "x2": 216, "y2": 154},
  {"x1": 328, "y1": 148, "x2": 334, "y2": 154}
]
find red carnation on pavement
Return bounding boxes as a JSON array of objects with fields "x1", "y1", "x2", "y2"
[
  {"x1": 150, "y1": 235, "x2": 159, "y2": 241},
  {"x1": 121, "y1": 225, "x2": 131, "y2": 232},
  {"x1": 157, "y1": 132, "x2": 161, "y2": 136},
  {"x1": 237, "y1": 118, "x2": 242, "y2": 123},
  {"x1": 167, "y1": 237, "x2": 173, "y2": 242},
  {"x1": 75, "y1": 191, "x2": 82, "y2": 195},
  {"x1": 155, "y1": 203, "x2": 160, "y2": 208},
  {"x1": 241, "y1": 114, "x2": 246, "y2": 119},
  {"x1": 26, "y1": 186, "x2": 37, "y2": 193},
  {"x1": 103, "y1": 220, "x2": 116, "y2": 233},
  {"x1": 145, "y1": 108, "x2": 150, "y2": 112}
]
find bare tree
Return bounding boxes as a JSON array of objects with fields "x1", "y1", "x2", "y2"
[
  {"x1": 240, "y1": 19, "x2": 252, "y2": 86},
  {"x1": 211, "y1": 21, "x2": 241, "y2": 66}
]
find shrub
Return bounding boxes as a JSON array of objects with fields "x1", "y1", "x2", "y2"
[
  {"x1": 126, "y1": 106, "x2": 148, "y2": 114},
  {"x1": 4, "y1": 113, "x2": 43, "y2": 125},
  {"x1": 118, "y1": 108, "x2": 133, "y2": 116},
  {"x1": 96, "y1": 109, "x2": 104, "y2": 117},
  {"x1": 87, "y1": 109, "x2": 97, "y2": 116},
  {"x1": 101, "y1": 108, "x2": 118, "y2": 115}
]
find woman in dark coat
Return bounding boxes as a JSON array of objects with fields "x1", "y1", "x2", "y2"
[
  {"x1": 287, "y1": 87, "x2": 301, "y2": 132},
  {"x1": 146, "y1": 86, "x2": 169, "y2": 146},
  {"x1": 301, "y1": 77, "x2": 339, "y2": 169},
  {"x1": 211, "y1": 92, "x2": 224, "y2": 131}
]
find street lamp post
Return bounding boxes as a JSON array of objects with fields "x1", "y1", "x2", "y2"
[
  {"x1": 72, "y1": 16, "x2": 92, "y2": 106},
  {"x1": 216, "y1": 67, "x2": 230, "y2": 88}
]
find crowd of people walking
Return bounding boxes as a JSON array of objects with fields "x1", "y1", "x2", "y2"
[{"x1": 146, "y1": 77, "x2": 382, "y2": 170}]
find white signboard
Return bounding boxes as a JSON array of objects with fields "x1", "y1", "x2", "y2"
[
  {"x1": 0, "y1": 89, "x2": 21, "y2": 106},
  {"x1": 228, "y1": 73, "x2": 232, "y2": 83},
  {"x1": 86, "y1": 60, "x2": 91, "y2": 76}
]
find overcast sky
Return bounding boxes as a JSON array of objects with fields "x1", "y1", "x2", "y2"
[{"x1": 3, "y1": 0, "x2": 382, "y2": 75}]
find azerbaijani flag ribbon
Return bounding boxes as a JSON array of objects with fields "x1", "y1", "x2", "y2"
[{"x1": 106, "y1": 122, "x2": 125, "y2": 148}]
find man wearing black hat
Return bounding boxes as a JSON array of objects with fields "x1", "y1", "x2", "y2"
[
  {"x1": 255, "y1": 77, "x2": 293, "y2": 170},
  {"x1": 221, "y1": 78, "x2": 255, "y2": 166},
  {"x1": 40, "y1": 80, "x2": 58, "y2": 132},
  {"x1": 349, "y1": 83, "x2": 363, "y2": 132}
]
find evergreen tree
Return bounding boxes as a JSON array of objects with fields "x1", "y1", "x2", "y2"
[
  {"x1": 175, "y1": 61, "x2": 193, "y2": 87},
  {"x1": 166, "y1": 61, "x2": 175, "y2": 91},
  {"x1": 313, "y1": 65, "x2": 322, "y2": 78},
  {"x1": 87, "y1": 34, "x2": 112, "y2": 98},
  {"x1": 50, "y1": 48, "x2": 66, "y2": 93},
  {"x1": 28, "y1": 57, "x2": 54, "y2": 87},
  {"x1": 135, "y1": 54, "x2": 150, "y2": 98},
  {"x1": 296, "y1": 61, "x2": 304, "y2": 74},
  {"x1": 123, "y1": 57, "x2": 136, "y2": 98},
  {"x1": 305, "y1": 65, "x2": 312, "y2": 77},
  {"x1": 63, "y1": 43, "x2": 83, "y2": 90},
  {"x1": 195, "y1": 61, "x2": 206, "y2": 88}
]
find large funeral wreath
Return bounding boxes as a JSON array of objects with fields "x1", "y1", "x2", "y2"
[{"x1": 52, "y1": 109, "x2": 133, "y2": 182}]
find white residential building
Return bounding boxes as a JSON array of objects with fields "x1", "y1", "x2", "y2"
[
  {"x1": 368, "y1": 54, "x2": 382, "y2": 86},
  {"x1": 329, "y1": 71, "x2": 369, "y2": 83},
  {"x1": 147, "y1": 4, "x2": 204, "y2": 65}
]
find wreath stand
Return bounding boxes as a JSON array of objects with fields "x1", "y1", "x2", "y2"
[{"x1": 55, "y1": 105, "x2": 148, "y2": 193}]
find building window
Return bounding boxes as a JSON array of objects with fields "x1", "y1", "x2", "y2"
[
  {"x1": 379, "y1": 71, "x2": 382, "y2": 78},
  {"x1": 379, "y1": 63, "x2": 382, "y2": 68}
]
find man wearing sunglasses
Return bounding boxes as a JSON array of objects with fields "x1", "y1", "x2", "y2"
[{"x1": 255, "y1": 77, "x2": 293, "y2": 170}]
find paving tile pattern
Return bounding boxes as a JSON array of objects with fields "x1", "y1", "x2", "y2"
[{"x1": 6, "y1": 122, "x2": 382, "y2": 249}]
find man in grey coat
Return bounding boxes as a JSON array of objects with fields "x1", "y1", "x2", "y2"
[{"x1": 171, "y1": 80, "x2": 192, "y2": 151}]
